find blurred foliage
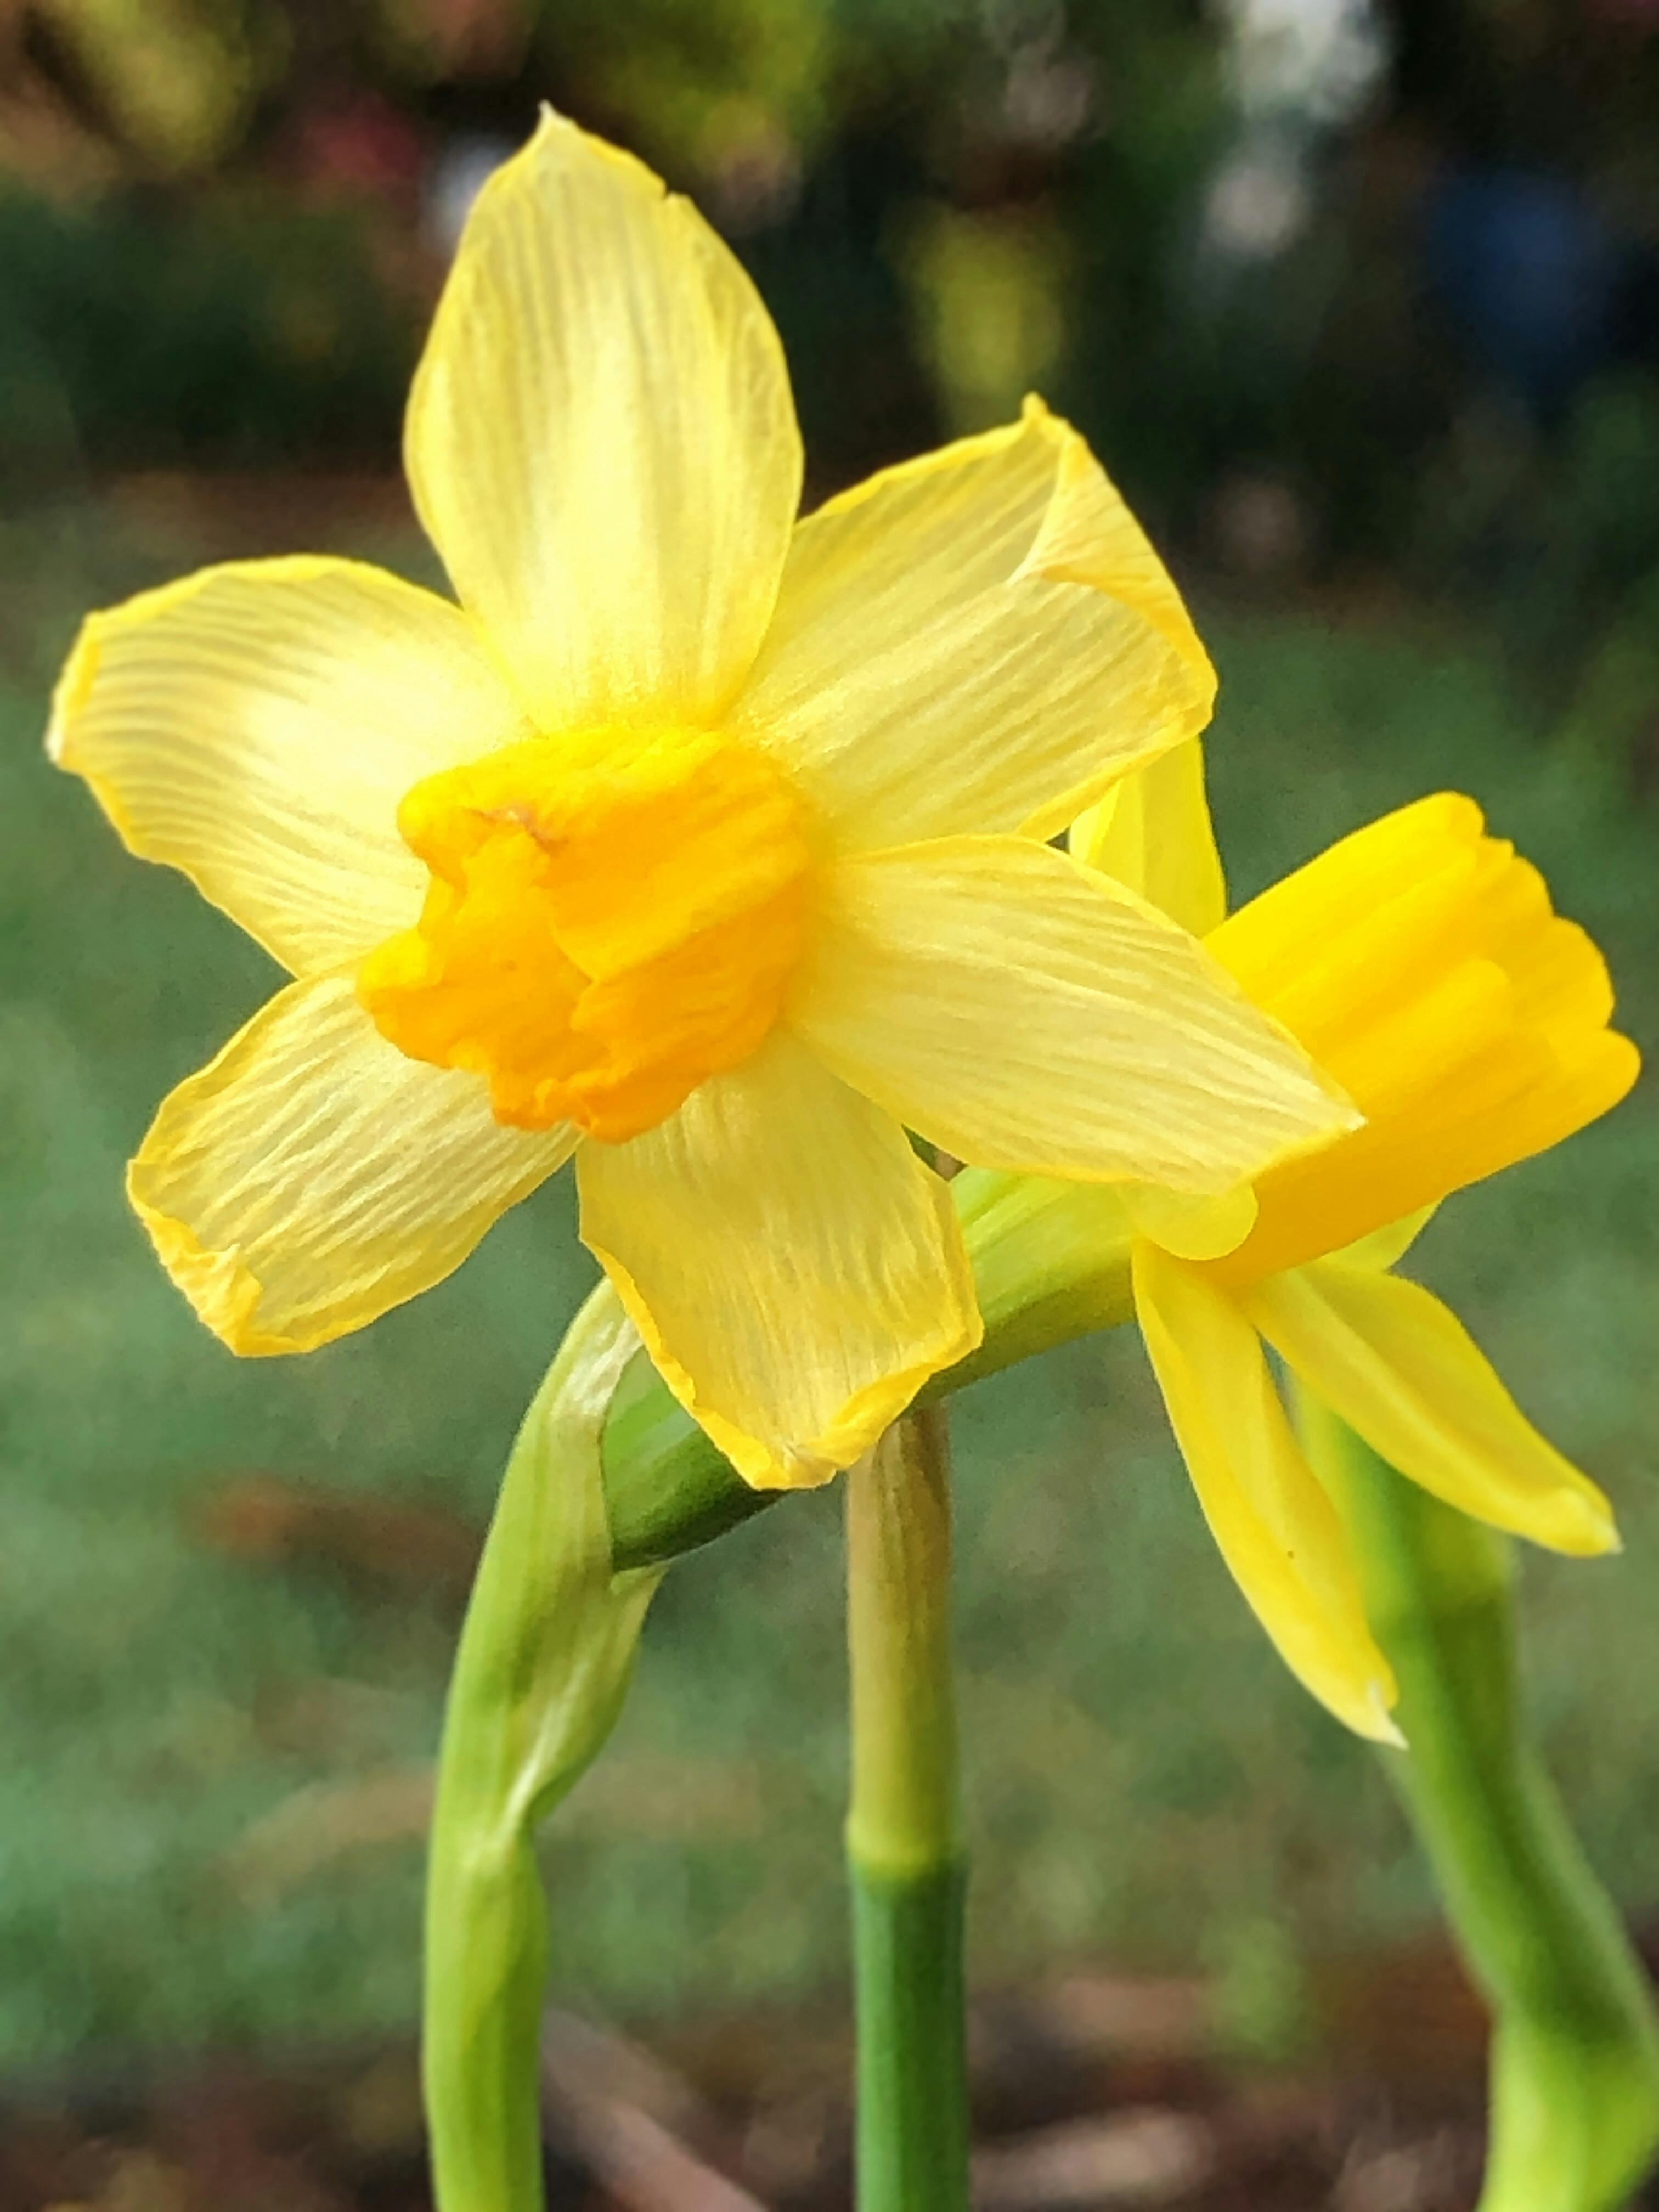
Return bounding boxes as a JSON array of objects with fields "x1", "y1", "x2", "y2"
[
  {"x1": 0, "y1": 188, "x2": 417, "y2": 489},
  {"x1": 2, "y1": 0, "x2": 1658, "y2": 749},
  {"x1": 1561, "y1": 565, "x2": 1659, "y2": 797},
  {"x1": 897, "y1": 203, "x2": 1072, "y2": 435},
  {"x1": 25, "y1": 0, "x2": 277, "y2": 176}
]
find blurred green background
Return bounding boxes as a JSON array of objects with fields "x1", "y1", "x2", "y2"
[{"x1": 2, "y1": 0, "x2": 1657, "y2": 2079}]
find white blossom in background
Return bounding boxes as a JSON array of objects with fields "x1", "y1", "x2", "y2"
[
  {"x1": 1216, "y1": 0, "x2": 1387, "y2": 127},
  {"x1": 1201, "y1": 0, "x2": 1387, "y2": 267},
  {"x1": 423, "y1": 134, "x2": 518, "y2": 260}
]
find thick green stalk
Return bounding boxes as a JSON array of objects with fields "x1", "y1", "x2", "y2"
[
  {"x1": 1298, "y1": 1393, "x2": 1659, "y2": 2212},
  {"x1": 425, "y1": 1284, "x2": 664, "y2": 2212},
  {"x1": 845, "y1": 1406, "x2": 971, "y2": 2212}
]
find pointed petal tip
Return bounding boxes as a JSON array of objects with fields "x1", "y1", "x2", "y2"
[
  {"x1": 465, "y1": 107, "x2": 662, "y2": 243},
  {"x1": 698, "y1": 1414, "x2": 844, "y2": 1493},
  {"x1": 1252, "y1": 1264, "x2": 1624, "y2": 1564},
  {"x1": 706, "y1": 1286, "x2": 984, "y2": 1492},
  {"x1": 1302, "y1": 1062, "x2": 1365, "y2": 1141},
  {"x1": 523, "y1": 101, "x2": 662, "y2": 193},
  {"x1": 602, "y1": 1267, "x2": 981, "y2": 1496},
  {"x1": 1364, "y1": 1685, "x2": 1408, "y2": 1750},
  {"x1": 1243, "y1": 1071, "x2": 1364, "y2": 1186},
  {"x1": 413, "y1": 100, "x2": 799, "y2": 736},
  {"x1": 799, "y1": 839, "x2": 1373, "y2": 1195},
  {"x1": 576, "y1": 1036, "x2": 982, "y2": 1496},
  {"x1": 1555, "y1": 1489, "x2": 1622, "y2": 1559}
]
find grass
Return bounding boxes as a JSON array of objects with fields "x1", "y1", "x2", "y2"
[{"x1": 1, "y1": 498, "x2": 1656, "y2": 2067}]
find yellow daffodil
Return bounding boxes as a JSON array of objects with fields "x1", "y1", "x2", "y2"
[
  {"x1": 1063, "y1": 749, "x2": 1639, "y2": 1739},
  {"x1": 48, "y1": 114, "x2": 1355, "y2": 1491}
]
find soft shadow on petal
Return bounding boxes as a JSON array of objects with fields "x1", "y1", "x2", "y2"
[
  {"x1": 49, "y1": 558, "x2": 528, "y2": 975},
  {"x1": 407, "y1": 110, "x2": 802, "y2": 731},
  {"x1": 575, "y1": 1029, "x2": 981, "y2": 1491},
  {"x1": 1132, "y1": 1241, "x2": 1401, "y2": 1742},
  {"x1": 791, "y1": 836, "x2": 1357, "y2": 1192},
  {"x1": 129, "y1": 973, "x2": 575, "y2": 1353},
  {"x1": 735, "y1": 397, "x2": 1214, "y2": 849},
  {"x1": 1244, "y1": 1260, "x2": 1619, "y2": 1557}
]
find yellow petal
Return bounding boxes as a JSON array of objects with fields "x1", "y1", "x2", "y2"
[
  {"x1": 48, "y1": 558, "x2": 528, "y2": 976},
  {"x1": 129, "y1": 973, "x2": 574, "y2": 1353},
  {"x1": 1068, "y1": 737, "x2": 1227, "y2": 938},
  {"x1": 790, "y1": 836, "x2": 1358, "y2": 1191},
  {"x1": 733, "y1": 396, "x2": 1215, "y2": 850},
  {"x1": 1132, "y1": 1240, "x2": 1401, "y2": 1741},
  {"x1": 1243, "y1": 1260, "x2": 1618, "y2": 1555},
  {"x1": 1205, "y1": 793, "x2": 1640, "y2": 1280},
  {"x1": 575, "y1": 1029, "x2": 981, "y2": 1491},
  {"x1": 1121, "y1": 1180, "x2": 1259, "y2": 1260},
  {"x1": 406, "y1": 110, "x2": 802, "y2": 731}
]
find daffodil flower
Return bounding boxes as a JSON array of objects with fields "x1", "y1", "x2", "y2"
[
  {"x1": 1057, "y1": 752, "x2": 1639, "y2": 1737},
  {"x1": 48, "y1": 114, "x2": 1354, "y2": 1491}
]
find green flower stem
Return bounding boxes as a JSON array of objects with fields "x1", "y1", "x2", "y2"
[
  {"x1": 845, "y1": 1406, "x2": 971, "y2": 2212},
  {"x1": 420, "y1": 1163, "x2": 1120, "y2": 2203},
  {"x1": 1297, "y1": 1392, "x2": 1659, "y2": 2212},
  {"x1": 601, "y1": 1167, "x2": 1133, "y2": 1571},
  {"x1": 425, "y1": 1284, "x2": 664, "y2": 2212}
]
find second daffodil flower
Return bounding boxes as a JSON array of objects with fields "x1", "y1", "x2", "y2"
[
  {"x1": 48, "y1": 114, "x2": 1355, "y2": 1489},
  {"x1": 1060, "y1": 748, "x2": 1639, "y2": 1739}
]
